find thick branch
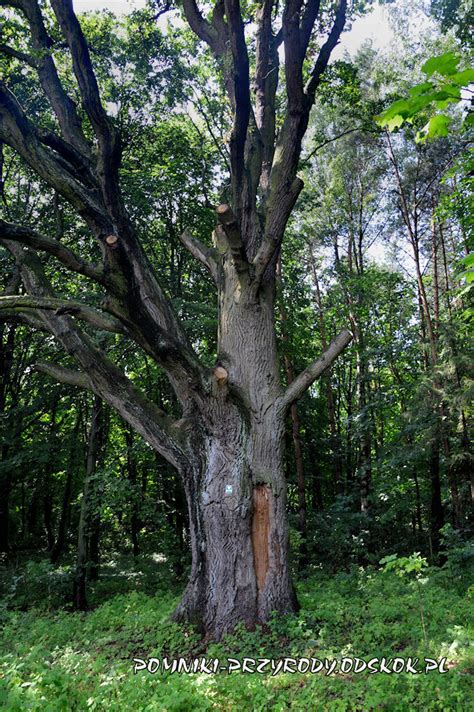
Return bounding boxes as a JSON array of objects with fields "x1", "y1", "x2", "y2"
[
  {"x1": 254, "y1": 0, "x2": 279, "y2": 195},
  {"x1": 252, "y1": 176, "x2": 304, "y2": 283},
  {"x1": 0, "y1": 295, "x2": 125, "y2": 333},
  {"x1": 279, "y1": 329, "x2": 352, "y2": 410},
  {"x1": 259, "y1": 0, "x2": 347, "y2": 283},
  {"x1": 305, "y1": 0, "x2": 347, "y2": 102},
  {"x1": 37, "y1": 129, "x2": 96, "y2": 186},
  {"x1": 0, "y1": 219, "x2": 107, "y2": 285},
  {"x1": 182, "y1": 1, "x2": 250, "y2": 215},
  {"x1": 282, "y1": 0, "x2": 305, "y2": 110},
  {"x1": 33, "y1": 362, "x2": 92, "y2": 390},
  {"x1": 49, "y1": 0, "x2": 122, "y2": 215},
  {"x1": 0, "y1": 43, "x2": 37, "y2": 66},
  {"x1": 49, "y1": 0, "x2": 117, "y2": 157},
  {"x1": 3, "y1": 240, "x2": 190, "y2": 469},
  {"x1": 8, "y1": 0, "x2": 90, "y2": 155},
  {"x1": 1, "y1": 84, "x2": 210, "y2": 403},
  {"x1": 300, "y1": 0, "x2": 322, "y2": 51},
  {"x1": 180, "y1": 229, "x2": 219, "y2": 283},
  {"x1": 216, "y1": 203, "x2": 249, "y2": 273},
  {"x1": 181, "y1": 0, "x2": 226, "y2": 56},
  {"x1": 0, "y1": 82, "x2": 111, "y2": 234},
  {"x1": 223, "y1": 0, "x2": 251, "y2": 210}
]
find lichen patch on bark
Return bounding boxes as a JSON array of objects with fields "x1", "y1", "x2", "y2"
[{"x1": 251, "y1": 484, "x2": 270, "y2": 591}]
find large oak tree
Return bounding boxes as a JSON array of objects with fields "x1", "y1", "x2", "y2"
[{"x1": 0, "y1": 0, "x2": 353, "y2": 638}]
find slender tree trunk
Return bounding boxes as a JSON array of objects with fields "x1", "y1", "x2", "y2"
[
  {"x1": 88, "y1": 406, "x2": 109, "y2": 581},
  {"x1": 333, "y1": 233, "x2": 371, "y2": 510},
  {"x1": 439, "y1": 222, "x2": 471, "y2": 516},
  {"x1": 0, "y1": 451, "x2": 11, "y2": 555},
  {"x1": 125, "y1": 427, "x2": 141, "y2": 557},
  {"x1": 43, "y1": 490, "x2": 55, "y2": 551},
  {"x1": 88, "y1": 524, "x2": 100, "y2": 581},
  {"x1": 429, "y1": 442, "x2": 444, "y2": 555},
  {"x1": 74, "y1": 396, "x2": 103, "y2": 609},
  {"x1": 413, "y1": 466, "x2": 423, "y2": 537},
  {"x1": 50, "y1": 413, "x2": 81, "y2": 564},
  {"x1": 0, "y1": 322, "x2": 17, "y2": 555},
  {"x1": 44, "y1": 399, "x2": 59, "y2": 551},
  {"x1": 310, "y1": 450, "x2": 324, "y2": 511},
  {"x1": 346, "y1": 362, "x2": 354, "y2": 488},
  {"x1": 357, "y1": 341, "x2": 372, "y2": 514}
]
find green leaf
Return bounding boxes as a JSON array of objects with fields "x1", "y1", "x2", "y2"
[
  {"x1": 408, "y1": 81, "x2": 433, "y2": 97},
  {"x1": 384, "y1": 114, "x2": 405, "y2": 131},
  {"x1": 449, "y1": 69, "x2": 474, "y2": 86},
  {"x1": 435, "y1": 98, "x2": 460, "y2": 110},
  {"x1": 432, "y1": 86, "x2": 461, "y2": 101},
  {"x1": 422, "y1": 52, "x2": 460, "y2": 77},
  {"x1": 461, "y1": 253, "x2": 474, "y2": 268},
  {"x1": 424, "y1": 114, "x2": 452, "y2": 138},
  {"x1": 376, "y1": 99, "x2": 413, "y2": 129}
]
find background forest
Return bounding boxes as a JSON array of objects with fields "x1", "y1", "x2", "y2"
[{"x1": 0, "y1": 0, "x2": 473, "y2": 709}]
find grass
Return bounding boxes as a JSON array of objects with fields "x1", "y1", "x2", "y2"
[{"x1": 0, "y1": 556, "x2": 472, "y2": 710}]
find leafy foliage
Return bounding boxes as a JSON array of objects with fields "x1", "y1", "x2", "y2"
[
  {"x1": 376, "y1": 51, "x2": 473, "y2": 140},
  {"x1": 0, "y1": 560, "x2": 472, "y2": 710}
]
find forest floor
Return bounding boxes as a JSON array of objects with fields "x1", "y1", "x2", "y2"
[{"x1": 0, "y1": 555, "x2": 472, "y2": 711}]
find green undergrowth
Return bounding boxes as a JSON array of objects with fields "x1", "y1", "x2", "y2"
[{"x1": 0, "y1": 559, "x2": 472, "y2": 711}]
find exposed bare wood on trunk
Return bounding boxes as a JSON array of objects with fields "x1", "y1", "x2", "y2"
[{"x1": 251, "y1": 484, "x2": 270, "y2": 591}]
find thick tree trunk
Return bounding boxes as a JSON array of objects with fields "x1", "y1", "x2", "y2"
[
  {"x1": 173, "y1": 419, "x2": 297, "y2": 639},
  {"x1": 172, "y1": 275, "x2": 297, "y2": 639}
]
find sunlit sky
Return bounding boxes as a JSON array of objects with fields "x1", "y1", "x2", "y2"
[{"x1": 73, "y1": 0, "x2": 395, "y2": 59}]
